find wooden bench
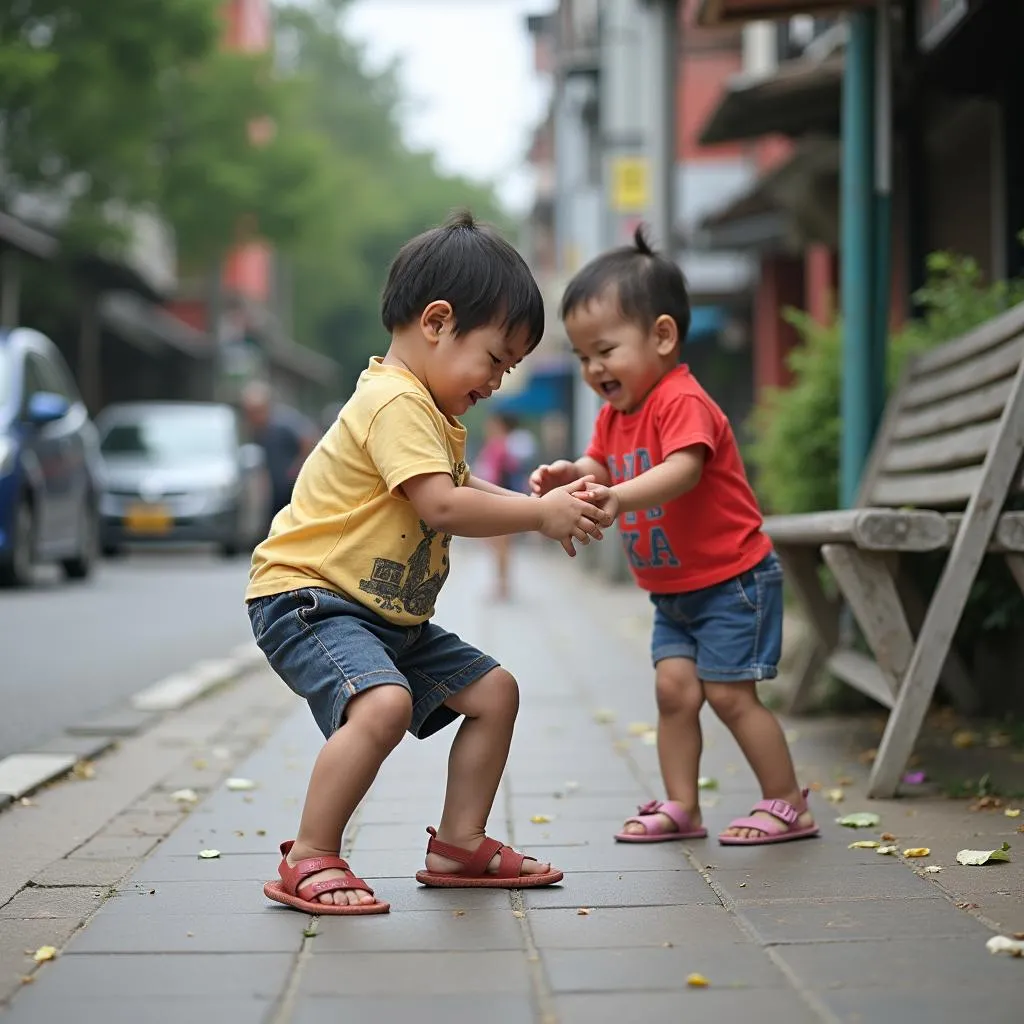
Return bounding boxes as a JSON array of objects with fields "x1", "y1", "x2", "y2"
[{"x1": 764, "y1": 300, "x2": 1024, "y2": 798}]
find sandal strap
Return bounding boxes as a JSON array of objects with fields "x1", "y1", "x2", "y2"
[
  {"x1": 300, "y1": 875, "x2": 375, "y2": 899},
  {"x1": 278, "y1": 847, "x2": 374, "y2": 899},
  {"x1": 495, "y1": 844, "x2": 527, "y2": 879},
  {"x1": 424, "y1": 826, "x2": 516, "y2": 878},
  {"x1": 750, "y1": 798, "x2": 800, "y2": 826}
]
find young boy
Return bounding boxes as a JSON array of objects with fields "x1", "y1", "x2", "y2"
[
  {"x1": 246, "y1": 212, "x2": 613, "y2": 915},
  {"x1": 530, "y1": 226, "x2": 818, "y2": 847}
]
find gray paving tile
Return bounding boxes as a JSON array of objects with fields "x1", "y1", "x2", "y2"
[
  {"x1": 366, "y1": 876, "x2": 516, "y2": 913},
  {"x1": 707, "y1": 835, "x2": 888, "y2": 869},
  {"x1": 7, "y1": 954, "x2": 292, "y2": 1001},
  {"x1": 1, "y1": 996, "x2": 274, "y2": 1024},
  {"x1": 554, "y1": 990, "x2": 822, "y2": 1024},
  {"x1": 522, "y1": 870, "x2": 720, "y2": 909},
  {"x1": 302, "y1": 951, "x2": 531, "y2": 995},
  {"x1": 31, "y1": 858, "x2": 137, "y2": 887},
  {"x1": 27, "y1": 734, "x2": 117, "y2": 760},
  {"x1": 820, "y1": 985, "x2": 1022, "y2": 1024},
  {"x1": 156, "y1": 825, "x2": 279, "y2": 856},
  {"x1": 133, "y1": 852, "x2": 274, "y2": 882},
  {"x1": 505, "y1": 840, "x2": 691, "y2": 873},
  {"x1": 66, "y1": 911, "x2": 305, "y2": 954},
  {"x1": 100, "y1": 809, "x2": 188, "y2": 838},
  {"x1": 349, "y1": 822, "x2": 437, "y2": 851},
  {"x1": 715, "y1": 863, "x2": 934, "y2": 903},
  {"x1": 69, "y1": 834, "x2": 161, "y2": 860},
  {"x1": 0, "y1": 885, "x2": 104, "y2": 920},
  {"x1": 291, "y1": 994, "x2": 534, "y2": 1024},
  {"x1": 67, "y1": 708, "x2": 155, "y2": 737},
  {"x1": 312, "y1": 909, "x2": 524, "y2": 952},
  {"x1": 529, "y1": 905, "x2": 748, "y2": 948},
  {"x1": 775, "y1": 935, "x2": 1023, "y2": 990},
  {"x1": 0, "y1": 918, "x2": 82, "y2": 963},
  {"x1": 543, "y1": 946, "x2": 790, "y2": 992},
  {"x1": 738, "y1": 896, "x2": 993, "y2": 944},
  {"x1": 101, "y1": 879, "x2": 272, "y2": 915}
]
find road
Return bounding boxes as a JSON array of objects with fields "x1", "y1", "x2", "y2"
[{"x1": 0, "y1": 550, "x2": 254, "y2": 759}]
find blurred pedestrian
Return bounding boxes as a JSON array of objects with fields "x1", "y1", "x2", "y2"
[
  {"x1": 245, "y1": 211, "x2": 609, "y2": 917},
  {"x1": 473, "y1": 413, "x2": 520, "y2": 600},
  {"x1": 240, "y1": 380, "x2": 319, "y2": 532}
]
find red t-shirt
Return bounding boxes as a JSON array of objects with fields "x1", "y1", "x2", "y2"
[{"x1": 585, "y1": 364, "x2": 772, "y2": 594}]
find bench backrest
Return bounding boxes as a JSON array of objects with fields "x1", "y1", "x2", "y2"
[{"x1": 861, "y1": 301, "x2": 1024, "y2": 510}]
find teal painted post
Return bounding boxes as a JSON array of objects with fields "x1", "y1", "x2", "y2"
[
  {"x1": 872, "y1": 1, "x2": 893, "y2": 444},
  {"x1": 840, "y1": 10, "x2": 876, "y2": 508}
]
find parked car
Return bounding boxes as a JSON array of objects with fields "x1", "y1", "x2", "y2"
[
  {"x1": 0, "y1": 328, "x2": 102, "y2": 587},
  {"x1": 96, "y1": 401, "x2": 268, "y2": 557}
]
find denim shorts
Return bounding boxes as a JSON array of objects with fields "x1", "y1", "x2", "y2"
[
  {"x1": 649, "y1": 552, "x2": 783, "y2": 682},
  {"x1": 247, "y1": 588, "x2": 500, "y2": 740}
]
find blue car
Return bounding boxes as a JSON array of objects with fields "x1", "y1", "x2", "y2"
[{"x1": 0, "y1": 328, "x2": 102, "y2": 586}]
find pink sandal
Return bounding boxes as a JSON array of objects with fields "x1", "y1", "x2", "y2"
[
  {"x1": 718, "y1": 791, "x2": 819, "y2": 846},
  {"x1": 614, "y1": 800, "x2": 708, "y2": 843},
  {"x1": 415, "y1": 827, "x2": 564, "y2": 888},
  {"x1": 264, "y1": 840, "x2": 390, "y2": 915}
]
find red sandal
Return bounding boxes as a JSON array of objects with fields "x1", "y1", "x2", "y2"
[
  {"x1": 264, "y1": 840, "x2": 389, "y2": 915},
  {"x1": 414, "y1": 827, "x2": 564, "y2": 888}
]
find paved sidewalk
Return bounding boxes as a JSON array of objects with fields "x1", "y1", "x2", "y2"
[{"x1": 3, "y1": 542, "x2": 1022, "y2": 1023}]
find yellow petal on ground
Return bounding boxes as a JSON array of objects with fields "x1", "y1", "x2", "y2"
[
  {"x1": 627, "y1": 722, "x2": 653, "y2": 736},
  {"x1": 512, "y1": 910, "x2": 525, "y2": 919},
  {"x1": 530, "y1": 815, "x2": 553, "y2": 824},
  {"x1": 686, "y1": 973, "x2": 710, "y2": 988},
  {"x1": 848, "y1": 840, "x2": 881, "y2": 849},
  {"x1": 877, "y1": 845, "x2": 899, "y2": 855},
  {"x1": 192, "y1": 758, "x2": 208, "y2": 770},
  {"x1": 226, "y1": 778, "x2": 257, "y2": 791},
  {"x1": 1005, "y1": 808, "x2": 1021, "y2": 818},
  {"x1": 71, "y1": 761, "x2": 95, "y2": 780},
  {"x1": 169, "y1": 789, "x2": 199, "y2": 804},
  {"x1": 576, "y1": 908, "x2": 591, "y2": 915},
  {"x1": 903, "y1": 848, "x2": 931, "y2": 858},
  {"x1": 452, "y1": 910, "x2": 465, "y2": 917},
  {"x1": 952, "y1": 730, "x2": 979, "y2": 749},
  {"x1": 826, "y1": 788, "x2": 845, "y2": 804},
  {"x1": 198, "y1": 849, "x2": 221, "y2": 859},
  {"x1": 32, "y1": 947, "x2": 57, "y2": 963}
]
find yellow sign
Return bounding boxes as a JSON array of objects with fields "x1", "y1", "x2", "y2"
[{"x1": 611, "y1": 157, "x2": 648, "y2": 212}]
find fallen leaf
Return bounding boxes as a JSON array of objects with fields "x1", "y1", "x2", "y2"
[
  {"x1": 662, "y1": 941, "x2": 674, "y2": 947},
  {"x1": 530, "y1": 814, "x2": 552, "y2": 824},
  {"x1": 903, "y1": 848, "x2": 930, "y2": 858},
  {"x1": 192, "y1": 758, "x2": 208, "y2": 770},
  {"x1": 198, "y1": 849, "x2": 221, "y2": 859},
  {"x1": 956, "y1": 901, "x2": 979, "y2": 910},
  {"x1": 256, "y1": 829, "x2": 267, "y2": 836},
  {"x1": 576, "y1": 907, "x2": 591, "y2": 916},
  {"x1": 737, "y1": 882, "x2": 746, "y2": 888},
  {"x1": 923, "y1": 865, "x2": 943, "y2": 873},
  {"x1": 956, "y1": 843, "x2": 1011, "y2": 866},
  {"x1": 186, "y1": 932, "x2": 194, "y2": 938},
  {"x1": 627, "y1": 722, "x2": 653, "y2": 736},
  {"x1": 809, "y1": 781, "x2": 822, "y2": 792},
  {"x1": 902, "y1": 771, "x2": 926, "y2": 785},
  {"x1": 952, "y1": 730, "x2": 979, "y2": 749},
  {"x1": 169, "y1": 789, "x2": 199, "y2": 804},
  {"x1": 1005, "y1": 808, "x2": 1021, "y2": 818},
  {"x1": 512, "y1": 910, "x2": 525, "y2": 919},
  {"x1": 848, "y1": 840, "x2": 881, "y2": 849},
  {"x1": 303, "y1": 926, "x2": 317, "y2": 938},
  {"x1": 20, "y1": 976, "x2": 34, "y2": 985},
  {"x1": 71, "y1": 761, "x2": 95, "y2": 780},
  {"x1": 881, "y1": 832, "x2": 896, "y2": 841},
  {"x1": 1013, "y1": 932, "x2": 1024, "y2": 941},
  {"x1": 32, "y1": 947, "x2": 57, "y2": 963},
  {"x1": 986, "y1": 935, "x2": 1024, "y2": 957},
  {"x1": 877, "y1": 846, "x2": 899, "y2": 855},
  {"x1": 836, "y1": 812, "x2": 881, "y2": 829},
  {"x1": 686, "y1": 973, "x2": 710, "y2": 988},
  {"x1": 452, "y1": 910, "x2": 465, "y2": 917},
  {"x1": 226, "y1": 778, "x2": 257, "y2": 792},
  {"x1": 825, "y1": 788, "x2": 845, "y2": 804},
  {"x1": 697, "y1": 777, "x2": 718, "y2": 791},
  {"x1": 592, "y1": 709, "x2": 616, "y2": 724}
]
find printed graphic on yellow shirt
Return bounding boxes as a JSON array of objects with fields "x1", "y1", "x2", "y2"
[{"x1": 359, "y1": 519, "x2": 453, "y2": 617}]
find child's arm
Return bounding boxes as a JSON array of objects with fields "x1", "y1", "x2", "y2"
[
  {"x1": 402, "y1": 472, "x2": 613, "y2": 556},
  {"x1": 606, "y1": 445, "x2": 706, "y2": 516},
  {"x1": 530, "y1": 456, "x2": 610, "y2": 495},
  {"x1": 466, "y1": 474, "x2": 521, "y2": 498}
]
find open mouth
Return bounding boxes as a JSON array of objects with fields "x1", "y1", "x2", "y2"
[
  {"x1": 599, "y1": 381, "x2": 623, "y2": 400},
  {"x1": 468, "y1": 390, "x2": 487, "y2": 406}
]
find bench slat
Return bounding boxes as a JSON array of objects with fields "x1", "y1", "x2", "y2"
[
  {"x1": 882, "y1": 421, "x2": 997, "y2": 473},
  {"x1": 913, "y1": 301, "x2": 1024, "y2": 374},
  {"x1": 765, "y1": 509, "x2": 949, "y2": 550},
  {"x1": 902, "y1": 335, "x2": 1024, "y2": 410},
  {"x1": 892, "y1": 378, "x2": 1011, "y2": 441},
  {"x1": 869, "y1": 466, "x2": 981, "y2": 507},
  {"x1": 827, "y1": 650, "x2": 896, "y2": 709}
]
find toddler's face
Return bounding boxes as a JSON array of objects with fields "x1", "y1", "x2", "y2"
[
  {"x1": 426, "y1": 322, "x2": 530, "y2": 419},
  {"x1": 566, "y1": 295, "x2": 671, "y2": 413}
]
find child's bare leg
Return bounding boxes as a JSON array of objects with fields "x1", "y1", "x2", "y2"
[
  {"x1": 621, "y1": 657, "x2": 705, "y2": 836},
  {"x1": 703, "y1": 680, "x2": 814, "y2": 839},
  {"x1": 429, "y1": 667, "x2": 554, "y2": 876},
  {"x1": 288, "y1": 684, "x2": 412, "y2": 905}
]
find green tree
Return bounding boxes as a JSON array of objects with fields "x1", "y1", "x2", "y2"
[{"x1": 273, "y1": 0, "x2": 510, "y2": 386}]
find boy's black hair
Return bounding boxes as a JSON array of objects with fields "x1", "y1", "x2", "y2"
[
  {"x1": 381, "y1": 210, "x2": 545, "y2": 351},
  {"x1": 559, "y1": 224, "x2": 691, "y2": 344}
]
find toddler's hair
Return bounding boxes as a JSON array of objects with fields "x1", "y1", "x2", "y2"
[
  {"x1": 559, "y1": 224, "x2": 691, "y2": 343},
  {"x1": 381, "y1": 210, "x2": 545, "y2": 351}
]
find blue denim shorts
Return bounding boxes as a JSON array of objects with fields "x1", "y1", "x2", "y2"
[
  {"x1": 649, "y1": 552, "x2": 783, "y2": 682},
  {"x1": 247, "y1": 587, "x2": 499, "y2": 739}
]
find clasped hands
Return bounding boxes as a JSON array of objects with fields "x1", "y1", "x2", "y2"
[{"x1": 528, "y1": 461, "x2": 619, "y2": 558}]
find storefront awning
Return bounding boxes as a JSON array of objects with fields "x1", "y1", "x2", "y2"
[
  {"x1": 697, "y1": 0, "x2": 874, "y2": 27},
  {"x1": 700, "y1": 55, "x2": 844, "y2": 146}
]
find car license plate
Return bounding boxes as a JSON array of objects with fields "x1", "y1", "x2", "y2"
[{"x1": 124, "y1": 504, "x2": 172, "y2": 535}]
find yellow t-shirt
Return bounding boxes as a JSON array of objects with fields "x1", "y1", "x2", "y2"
[{"x1": 245, "y1": 358, "x2": 468, "y2": 626}]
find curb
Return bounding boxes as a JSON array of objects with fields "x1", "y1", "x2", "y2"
[{"x1": 0, "y1": 641, "x2": 263, "y2": 806}]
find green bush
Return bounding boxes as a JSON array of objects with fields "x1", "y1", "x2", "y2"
[{"x1": 747, "y1": 250, "x2": 1024, "y2": 675}]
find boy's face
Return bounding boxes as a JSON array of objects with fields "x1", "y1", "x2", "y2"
[
  {"x1": 427, "y1": 321, "x2": 531, "y2": 419},
  {"x1": 565, "y1": 292, "x2": 677, "y2": 413}
]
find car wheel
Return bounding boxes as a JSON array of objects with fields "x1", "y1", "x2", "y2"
[
  {"x1": 0, "y1": 496, "x2": 36, "y2": 588},
  {"x1": 62, "y1": 498, "x2": 98, "y2": 580}
]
